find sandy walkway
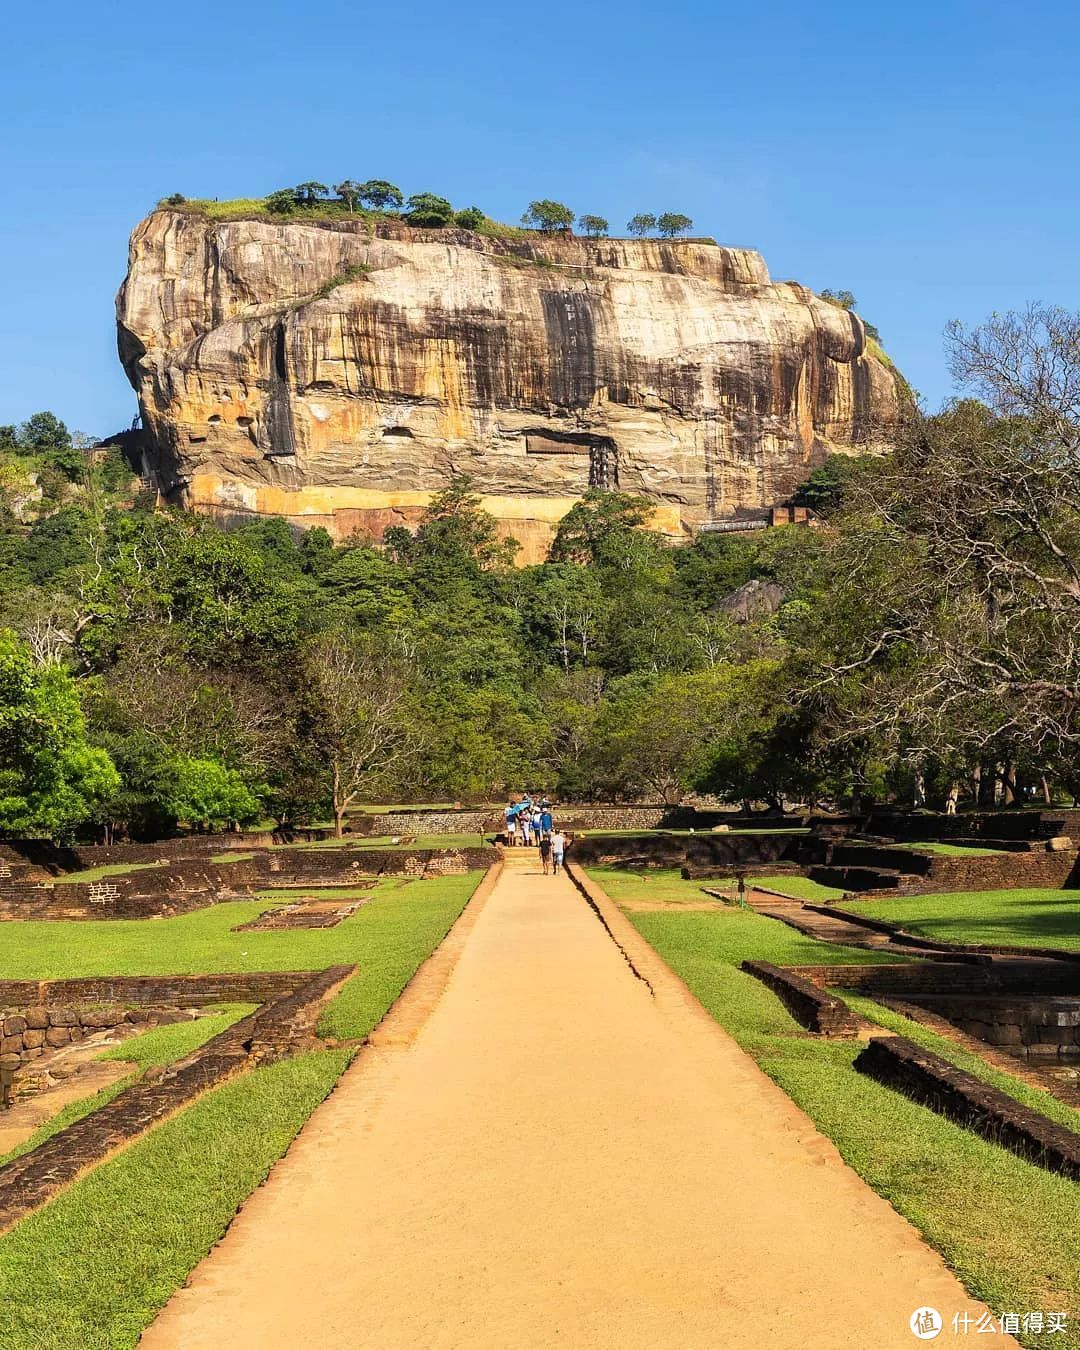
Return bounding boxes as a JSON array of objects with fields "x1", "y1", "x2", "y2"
[{"x1": 144, "y1": 852, "x2": 1009, "y2": 1349}]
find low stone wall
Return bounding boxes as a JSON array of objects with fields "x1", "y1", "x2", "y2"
[
  {"x1": 740, "y1": 961, "x2": 858, "y2": 1036},
  {"x1": 897, "y1": 993, "x2": 1080, "y2": 1062},
  {"x1": 924, "y1": 849, "x2": 1080, "y2": 891},
  {"x1": 570, "y1": 832, "x2": 805, "y2": 871},
  {"x1": 0, "y1": 971, "x2": 309, "y2": 1008},
  {"x1": 793, "y1": 960, "x2": 1080, "y2": 997},
  {"x1": 0, "y1": 964, "x2": 354, "y2": 1232},
  {"x1": 854, "y1": 1035, "x2": 1080, "y2": 1179},
  {"x1": 0, "y1": 847, "x2": 492, "y2": 921},
  {"x1": 0, "y1": 1004, "x2": 162, "y2": 1072}
]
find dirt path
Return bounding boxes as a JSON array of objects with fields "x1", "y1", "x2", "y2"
[{"x1": 144, "y1": 853, "x2": 1010, "y2": 1350}]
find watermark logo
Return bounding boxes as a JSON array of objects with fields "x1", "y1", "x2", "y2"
[{"x1": 910, "y1": 1308, "x2": 943, "y2": 1340}]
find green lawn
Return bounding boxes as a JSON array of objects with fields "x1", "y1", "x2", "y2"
[
  {"x1": 897, "y1": 841, "x2": 1005, "y2": 856},
  {"x1": 0, "y1": 1049, "x2": 350, "y2": 1349},
  {"x1": 842, "y1": 888, "x2": 1080, "y2": 952},
  {"x1": 0, "y1": 1006, "x2": 255, "y2": 1170},
  {"x1": 745, "y1": 873, "x2": 848, "y2": 902},
  {"x1": 593, "y1": 868, "x2": 1080, "y2": 1346},
  {"x1": 0, "y1": 871, "x2": 483, "y2": 1346},
  {"x1": 0, "y1": 872, "x2": 484, "y2": 1039},
  {"x1": 54, "y1": 862, "x2": 165, "y2": 885}
]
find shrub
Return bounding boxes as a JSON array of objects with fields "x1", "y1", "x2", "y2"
[
  {"x1": 406, "y1": 193, "x2": 455, "y2": 227},
  {"x1": 454, "y1": 206, "x2": 486, "y2": 231}
]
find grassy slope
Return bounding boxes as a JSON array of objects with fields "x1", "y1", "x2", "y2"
[
  {"x1": 844, "y1": 889, "x2": 1080, "y2": 952},
  {"x1": 0, "y1": 872, "x2": 482, "y2": 1347},
  {"x1": 592, "y1": 868, "x2": 1080, "y2": 1346},
  {"x1": 0, "y1": 1050, "x2": 350, "y2": 1350}
]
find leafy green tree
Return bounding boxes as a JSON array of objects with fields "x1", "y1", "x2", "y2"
[
  {"x1": 20, "y1": 412, "x2": 84, "y2": 480},
  {"x1": 578, "y1": 215, "x2": 609, "y2": 237},
  {"x1": 627, "y1": 213, "x2": 657, "y2": 237},
  {"x1": 334, "y1": 180, "x2": 362, "y2": 212},
  {"x1": 454, "y1": 206, "x2": 486, "y2": 230},
  {"x1": 162, "y1": 757, "x2": 261, "y2": 831},
  {"x1": 549, "y1": 490, "x2": 655, "y2": 567},
  {"x1": 357, "y1": 180, "x2": 404, "y2": 210},
  {"x1": 657, "y1": 212, "x2": 693, "y2": 237},
  {"x1": 521, "y1": 200, "x2": 575, "y2": 232},
  {"x1": 164, "y1": 193, "x2": 187, "y2": 206},
  {"x1": 265, "y1": 189, "x2": 297, "y2": 215},
  {"x1": 294, "y1": 181, "x2": 329, "y2": 204},
  {"x1": 0, "y1": 629, "x2": 119, "y2": 837},
  {"x1": 405, "y1": 193, "x2": 455, "y2": 227}
]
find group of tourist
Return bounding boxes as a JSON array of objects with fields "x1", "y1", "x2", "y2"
[{"x1": 502, "y1": 796, "x2": 570, "y2": 875}]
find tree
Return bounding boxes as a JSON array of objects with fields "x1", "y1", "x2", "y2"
[
  {"x1": 164, "y1": 193, "x2": 187, "y2": 206},
  {"x1": 578, "y1": 215, "x2": 609, "y2": 238},
  {"x1": 405, "y1": 193, "x2": 455, "y2": 227},
  {"x1": 303, "y1": 631, "x2": 422, "y2": 835},
  {"x1": 657, "y1": 212, "x2": 693, "y2": 237},
  {"x1": 454, "y1": 206, "x2": 486, "y2": 230},
  {"x1": 161, "y1": 756, "x2": 261, "y2": 831},
  {"x1": 0, "y1": 629, "x2": 119, "y2": 837},
  {"x1": 357, "y1": 180, "x2": 404, "y2": 211},
  {"x1": 334, "y1": 180, "x2": 362, "y2": 212},
  {"x1": 294, "y1": 181, "x2": 329, "y2": 205},
  {"x1": 521, "y1": 200, "x2": 575, "y2": 232},
  {"x1": 19, "y1": 412, "x2": 84, "y2": 480},
  {"x1": 627, "y1": 213, "x2": 657, "y2": 237},
  {"x1": 820, "y1": 288, "x2": 857, "y2": 310},
  {"x1": 265, "y1": 189, "x2": 297, "y2": 215},
  {"x1": 549, "y1": 490, "x2": 655, "y2": 567}
]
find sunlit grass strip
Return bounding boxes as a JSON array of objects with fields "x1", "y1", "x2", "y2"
[{"x1": 0, "y1": 1050, "x2": 350, "y2": 1350}]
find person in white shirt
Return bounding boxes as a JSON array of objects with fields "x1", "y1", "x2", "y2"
[{"x1": 550, "y1": 831, "x2": 566, "y2": 875}]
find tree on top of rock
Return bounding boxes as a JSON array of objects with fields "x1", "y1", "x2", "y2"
[
  {"x1": 405, "y1": 193, "x2": 455, "y2": 227},
  {"x1": 657, "y1": 213, "x2": 693, "y2": 237},
  {"x1": 294, "y1": 182, "x2": 329, "y2": 204},
  {"x1": 334, "y1": 180, "x2": 363, "y2": 212},
  {"x1": 357, "y1": 180, "x2": 404, "y2": 211},
  {"x1": 627, "y1": 213, "x2": 657, "y2": 237},
  {"x1": 521, "y1": 200, "x2": 575, "y2": 232},
  {"x1": 578, "y1": 215, "x2": 609, "y2": 238}
]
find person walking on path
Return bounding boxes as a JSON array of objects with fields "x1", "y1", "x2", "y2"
[
  {"x1": 538, "y1": 832, "x2": 553, "y2": 875},
  {"x1": 550, "y1": 830, "x2": 566, "y2": 875}
]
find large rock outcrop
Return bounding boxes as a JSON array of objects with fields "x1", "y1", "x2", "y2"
[{"x1": 117, "y1": 209, "x2": 901, "y2": 559}]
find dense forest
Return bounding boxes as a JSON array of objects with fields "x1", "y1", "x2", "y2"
[{"x1": 2, "y1": 307, "x2": 1079, "y2": 839}]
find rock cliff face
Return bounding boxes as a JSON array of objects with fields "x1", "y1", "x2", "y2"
[{"x1": 117, "y1": 209, "x2": 901, "y2": 559}]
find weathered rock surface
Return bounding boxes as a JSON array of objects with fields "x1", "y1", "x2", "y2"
[{"x1": 117, "y1": 210, "x2": 902, "y2": 559}]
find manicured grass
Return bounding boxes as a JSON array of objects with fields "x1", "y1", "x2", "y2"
[
  {"x1": 54, "y1": 862, "x2": 164, "y2": 885},
  {"x1": 0, "y1": 1006, "x2": 255, "y2": 1169},
  {"x1": 0, "y1": 1049, "x2": 351, "y2": 1349},
  {"x1": 208, "y1": 851, "x2": 254, "y2": 863},
  {"x1": 745, "y1": 873, "x2": 848, "y2": 902},
  {"x1": 897, "y1": 841, "x2": 1005, "y2": 856},
  {"x1": 0, "y1": 873, "x2": 483, "y2": 1039},
  {"x1": 0, "y1": 872, "x2": 482, "y2": 1344},
  {"x1": 98, "y1": 1004, "x2": 255, "y2": 1070},
  {"x1": 840, "y1": 993, "x2": 1080, "y2": 1133},
  {"x1": 598, "y1": 868, "x2": 1080, "y2": 1345},
  {"x1": 842, "y1": 888, "x2": 1080, "y2": 952}
]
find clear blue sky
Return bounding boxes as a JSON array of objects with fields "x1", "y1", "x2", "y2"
[{"x1": 3, "y1": 0, "x2": 1079, "y2": 436}]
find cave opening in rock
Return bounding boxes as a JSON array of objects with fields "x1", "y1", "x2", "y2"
[{"x1": 382, "y1": 426, "x2": 415, "y2": 439}]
